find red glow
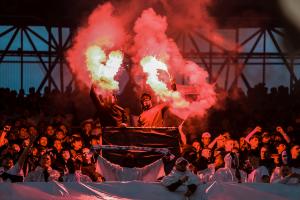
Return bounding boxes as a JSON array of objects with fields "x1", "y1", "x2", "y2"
[
  {"x1": 67, "y1": 1, "x2": 224, "y2": 119},
  {"x1": 131, "y1": 8, "x2": 216, "y2": 119},
  {"x1": 66, "y1": 3, "x2": 128, "y2": 94}
]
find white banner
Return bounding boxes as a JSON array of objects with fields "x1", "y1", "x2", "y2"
[{"x1": 0, "y1": 181, "x2": 299, "y2": 200}]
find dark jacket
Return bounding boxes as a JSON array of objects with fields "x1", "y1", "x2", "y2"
[{"x1": 90, "y1": 86, "x2": 127, "y2": 127}]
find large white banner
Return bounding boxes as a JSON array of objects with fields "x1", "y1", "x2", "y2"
[{"x1": 0, "y1": 181, "x2": 299, "y2": 200}]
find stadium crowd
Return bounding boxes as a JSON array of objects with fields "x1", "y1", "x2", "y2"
[{"x1": 0, "y1": 83, "x2": 300, "y2": 191}]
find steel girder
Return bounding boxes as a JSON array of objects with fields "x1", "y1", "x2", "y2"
[
  {"x1": 1, "y1": 25, "x2": 300, "y2": 93},
  {"x1": 173, "y1": 28, "x2": 300, "y2": 91},
  {"x1": 0, "y1": 24, "x2": 72, "y2": 93}
]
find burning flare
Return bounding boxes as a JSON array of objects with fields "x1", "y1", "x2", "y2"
[
  {"x1": 140, "y1": 56, "x2": 189, "y2": 108},
  {"x1": 85, "y1": 45, "x2": 124, "y2": 92}
]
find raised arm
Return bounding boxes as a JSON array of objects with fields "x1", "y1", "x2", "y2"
[
  {"x1": 245, "y1": 126, "x2": 262, "y2": 144},
  {"x1": 208, "y1": 135, "x2": 223, "y2": 149},
  {"x1": 276, "y1": 126, "x2": 291, "y2": 144},
  {"x1": 90, "y1": 84, "x2": 105, "y2": 110},
  {"x1": 0, "y1": 125, "x2": 10, "y2": 147},
  {"x1": 0, "y1": 131, "x2": 7, "y2": 147},
  {"x1": 178, "y1": 121, "x2": 187, "y2": 146},
  {"x1": 95, "y1": 154, "x2": 121, "y2": 176},
  {"x1": 15, "y1": 135, "x2": 37, "y2": 173},
  {"x1": 139, "y1": 157, "x2": 165, "y2": 179}
]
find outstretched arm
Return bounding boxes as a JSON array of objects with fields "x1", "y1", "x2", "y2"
[
  {"x1": 95, "y1": 154, "x2": 121, "y2": 176},
  {"x1": 15, "y1": 135, "x2": 37, "y2": 173},
  {"x1": 0, "y1": 125, "x2": 10, "y2": 147},
  {"x1": 0, "y1": 131, "x2": 7, "y2": 147},
  {"x1": 245, "y1": 126, "x2": 262, "y2": 143},
  {"x1": 208, "y1": 135, "x2": 224, "y2": 149},
  {"x1": 90, "y1": 84, "x2": 105, "y2": 110},
  {"x1": 276, "y1": 126, "x2": 291, "y2": 144},
  {"x1": 178, "y1": 121, "x2": 187, "y2": 146},
  {"x1": 5, "y1": 134, "x2": 36, "y2": 179}
]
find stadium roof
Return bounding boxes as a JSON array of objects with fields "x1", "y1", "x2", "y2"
[{"x1": 0, "y1": 0, "x2": 283, "y2": 28}]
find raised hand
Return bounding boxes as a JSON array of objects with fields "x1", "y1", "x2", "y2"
[
  {"x1": 217, "y1": 134, "x2": 224, "y2": 140},
  {"x1": 3, "y1": 125, "x2": 11, "y2": 132},
  {"x1": 276, "y1": 126, "x2": 284, "y2": 134},
  {"x1": 253, "y1": 126, "x2": 262, "y2": 133}
]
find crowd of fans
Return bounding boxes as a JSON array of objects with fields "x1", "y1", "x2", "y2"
[
  {"x1": 185, "y1": 126, "x2": 300, "y2": 184},
  {"x1": 0, "y1": 83, "x2": 300, "y2": 191},
  {"x1": 0, "y1": 118, "x2": 104, "y2": 182}
]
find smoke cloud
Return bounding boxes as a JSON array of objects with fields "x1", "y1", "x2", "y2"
[
  {"x1": 66, "y1": 0, "x2": 234, "y2": 122},
  {"x1": 66, "y1": 3, "x2": 129, "y2": 90},
  {"x1": 131, "y1": 8, "x2": 216, "y2": 119}
]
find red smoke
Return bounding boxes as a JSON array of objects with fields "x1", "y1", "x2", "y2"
[
  {"x1": 131, "y1": 8, "x2": 216, "y2": 119},
  {"x1": 66, "y1": 0, "x2": 235, "y2": 119},
  {"x1": 66, "y1": 3, "x2": 128, "y2": 90}
]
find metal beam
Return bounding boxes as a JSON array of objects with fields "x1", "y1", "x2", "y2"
[
  {"x1": 26, "y1": 27, "x2": 57, "y2": 50},
  {"x1": 239, "y1": 28, "x2": 263, "y2": 47},
  {"x1": 225, "y1": 63, "x2": 230, "y2": 90},
  {"x1": 37, "y1": 55, "x2": 60, "y2": 93},
  {"x1": 267, "y1": 29, "x2": 298, "y2": 82},
  {"x1": 263, "y1": 30, "x2": 266, "y2": 84},
  {"x1": 0, "y1": 27, "x2": 19, "y2": 64},
  {"x1": 37, "y1": 28, "x2": 71, "y2": 93},
  {"x1": 229, "y1": 30, "x2": 265, "y2": 89},
  {"x1": 20, "y1": 28, "x2": 24, "y2": 90},
  {"x1": 187, "y1": 33, "x2": 210, "y2": 72},
  {"x1": 212, "y1": 57, "x2": 230, "y2": 82},
  {"x1": 195, "y1": 31, "x2": 229, "y2": 52},
  {"x1": 271, "y1": 27, "x2": 285, "y2": 37},
  {"x1": 46, "y1": 26, "x2": 59, "y2": 49},
  {"x1": 23, "y1": 28, "x2": 59, "y2": 90},
  {"x1": 0, "y1": 26, "x2": 16, "y2": 38},
  {"x1": 59, "y1": 26, "x2": 64, "y2": 92}
]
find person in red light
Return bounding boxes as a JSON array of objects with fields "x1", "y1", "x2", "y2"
[
  {"x1": 161, "y1": 157, "x2": 205, "y2": 200},
  {"x1": 201, "y1": 132, "x2": 211, "y2": 149},
  {"x1": 0, "y1": 125, "x2": 37, "y2": 183},
  {"x1": 192, "y1": 139, "x2": 202, "y2": 158},
  {"x1": 138, "y1": 79, "x2": 177, "y2": 127},
  {"x1": 138, "y1": 93, "x2": 169, "y2": 127},
  {"x1": 90, "y1": 84, "x2": 128, "y2": 127},
  {"x1": 213, "y1": 152, "x2": 247, "y2": 183},
  {"x1": 25, "y1": 154, "x2": 60, "y2": 182}
]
